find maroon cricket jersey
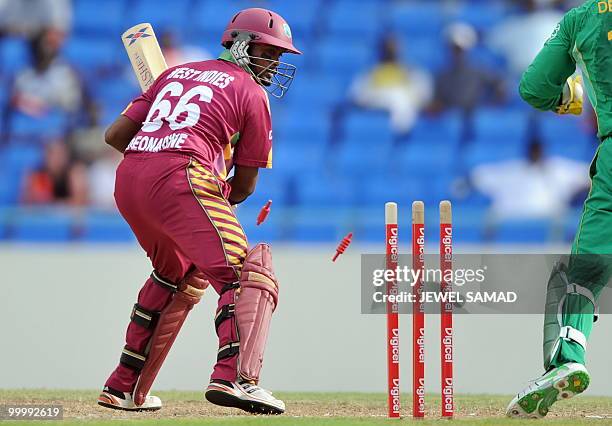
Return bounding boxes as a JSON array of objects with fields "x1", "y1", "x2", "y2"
[{"x1": 122, "y1": 59, "x2": 273, "y2": 180}]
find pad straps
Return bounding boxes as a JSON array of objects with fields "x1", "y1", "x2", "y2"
[{"x1": 151, "y1": 270, "x2": 178, "y2": 292}]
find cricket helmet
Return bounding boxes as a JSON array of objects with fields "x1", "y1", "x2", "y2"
[{"x1": 221, "y1": 8, "x2": 301, "y2": 98}]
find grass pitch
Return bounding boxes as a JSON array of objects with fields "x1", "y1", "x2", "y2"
[{"x1": 1, "y1": 389, "x2": 611, "y2": 424}]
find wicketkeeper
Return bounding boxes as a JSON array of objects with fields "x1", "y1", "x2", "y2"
[
  {"x1": 96, "y1": 8, "x2": 300, "y2": 415},
  {"x1": 507, "y1": 0, "x2": 612, "y2": 418}
]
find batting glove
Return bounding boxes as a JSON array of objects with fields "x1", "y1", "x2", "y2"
[{"x1": 556, "y1": 75, "x2": 583, "y2": 115}]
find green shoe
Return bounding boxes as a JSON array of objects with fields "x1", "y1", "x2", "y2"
[{"x1": 506, "y1": 363, "x2": 590, "y2": 418}]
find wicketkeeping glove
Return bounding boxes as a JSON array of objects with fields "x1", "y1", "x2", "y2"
[{"x1": 556, "y1": 75, "x2": 583, "y2": 115}]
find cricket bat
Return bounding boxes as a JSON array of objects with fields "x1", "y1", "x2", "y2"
[{"x1": 122, "y1": 23, "x2": 168, "y2": 92}]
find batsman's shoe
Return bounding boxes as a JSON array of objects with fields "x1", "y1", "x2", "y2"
[
  {"x1": 506, "y1": 363, "x2": 589, "y2": 419},
  {"x1": 205, "y1": 379, "x2": 285, "y2": 415},
  {"x1": 97, "y1": 386, "x2": 162, "y2": 412}
]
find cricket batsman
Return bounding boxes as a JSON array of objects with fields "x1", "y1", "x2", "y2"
[
  {"x1": 95, "y1": 8, "x2": 300, "y2": 414},
  {"x1": 507, "y1": 0, "x2": 612, "y2": 418}
]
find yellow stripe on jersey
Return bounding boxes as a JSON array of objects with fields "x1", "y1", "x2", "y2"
[
  {"x1": 200, "y1": 198, "x2": 235, "y2": 216},
  {"x1": 219, "y1": 230, "x2": 247, "y2": 248},
  {"x1": 216, "y1": 221, "x2": 245, "y2": 236},
  {"x1": 207, "y1": 209, "x2": 240, "y2": 224},
  {"x1": 190, "y1": 177, "x2": 222, "y2": 195}
]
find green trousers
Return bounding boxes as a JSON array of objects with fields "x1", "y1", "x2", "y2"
[{"x1": 547, "y1": 137, "x2": 612, "y2": 369}]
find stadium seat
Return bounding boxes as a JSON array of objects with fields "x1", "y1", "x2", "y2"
[
  {"x1": 275, "y1": 107, "x2": 330, "y2": 143},
  {"x1": 62, "y1": 37, "x2": 119, "y2": 74},
  {"x1": 410, "y1": 112, "x2": 463, "y2": 146},
  {"x1": 4, "y1": 144, "x2": 43, "y2": 177},
  {"x1": 266, "y1": 0, "x2": 322, "y2": 37},
  {"x1": 8, "y1": 110, "x2": 69, "y2": 141},
  {"x1": 397, "y1": 141, "x2": 457, "y2": 175},
  {"x1": 463, "y1": 139, "x2": 525, "y2": 168},
  {"x1": 326, "y1": 1, "x2": 383, "y2": 38},
  {"x1": 539, "y1": 115, "x2": 594, "y2": 161},
  {"x1": 334, "y1": 139, "x2": 393, "y2": 175},
  {"x1": 238, "y1": 207, "x2": 283, "y2": 243},
  {"x1": 284, "y1": 74, "x2": 347, "y2": 108},
  {"x1": 316, "y1": 38, "x2": 375, "y2": 77},
  {"x1": 12, "y1": 211, "x2": 74, "y2": 242},
  {"x1": 401, "y1": 38, "x2": 447, "y2": 73},
  {"x1": 240, "y1": 170, "x2": 288, "y2": 207},
  {"x1": 492, "y1": 218, "x2": 552, "y2": 243},
  {"x1": 125, "y1": 0, "x2": 192, "y2": 36},
  {"x1": 191, "y1": 0, "x2": 249, "y2": 36},
  {"x1": 0, "y1": 37, "x2": 30, "y2": 77},
  {"x1": 450, "y1": 1, "x2": 508, "y2": 32},
  {"x1": 296, "y1": 173, "x2": 356, "y2": 207},
  {"x1": 473, "y1": 108, "x2": 529, "y2": 142},
  {"x1": 343, "y1": 110, "x2": 393, "y2": 145},
  {"x1": 272, "y1": 141, "x2": 325, "y2": 175},
  {"x1": 73, "y1": 0, "x2": 124, "y2": 36},
  {"x1": 79, "y1": 211, "x2": 135, "y2": 242},
  {"x1": 388, "y1": 3, "x2": 445, "y2": 38},
  {"x1": 288, "y1": 209, "x2": 350, "y2": 242}
]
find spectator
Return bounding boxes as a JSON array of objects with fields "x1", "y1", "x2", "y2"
[
  {"x1": 21, "y1": 140, "x2": 88, "y2": 206},
  {"x1": 0, "y1": 0, "x2": 71, "y2": 37},
  {"x1": 88, "y1": 148, "x2": 122, "y2": 209},
  {"x1": 487, "y1": 0, "x2": 563, "y2": 77},
  {"x1": 68, "y1": 101, "x2": 106, "y2": 163},
  {"x1": 431, "y1": 23, "x2": 506, "y2": 115},
  {"x1": 10, "y1": 28, "x2": 83, "y2": 118},
  {"x1": 470, "y1": 140, "x2": 589, "y2": 220},
  {"x1": 348, "y1": 35, "x2": 432, "y2": 135},
  {"x1": 160, "y1": 31, "x2": 212, "y2": 67}
]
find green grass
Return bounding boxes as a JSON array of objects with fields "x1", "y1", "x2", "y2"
[{"x1": 1, "y1": 389, "x2": 611, "y2": 425}]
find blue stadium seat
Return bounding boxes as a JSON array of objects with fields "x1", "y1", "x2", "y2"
[
  {"x1": 463, "y1": 139, "x2": 524, "y2": 168},
  {"x1": 397, "y1": 141, "x2": 457, "y2": 175},
  {"x1": 275, "y1": 107, "x2": 330, "y2": 143},
  {"x1": 0, "y1": 37, "x2": 30, "y2": 77},
  {"x1": 288, "y1": 209, "x2": 349, "y2": 242},
  {"x1": 316, "y1": 38, "x2": 375, "y2": 77},
  {"x1": 266, "y1": 0, "x2": 322, "y2": 37},
  {"x1": 450, "y1": 204, "x2": 487, "y2": 243},
  {"x1": 92, "y1": 77, "x2": 139, "y2": 109},
  {"x1": 296, "y1": 173, "x2": 355, "y2": 207},
  {"x1": 191, "y1": 0, "x2": 249, "y2": 36},
  {"x1": 4, "y1": 144, "x2": 43, "y2": 175},
  {"x1": 492, "y1": 218, "x2": 552, "y2": 243},
  {"x1": 326, "y1": 1, "x2": 383, "y2": 38},
  {"x1": 539, "y1": 115, "x2": 594, "y2": 161},
  {"x1": 411, "y1": 112, "x2": 463, "y2": 146},
  {"x1": 0, "y1": 170, "x2": 19, "y2": 206},
  {"x1": 473, "y1": 108, "x2": 529, "y2": 142},
  {"x1": 74, "y1": 0, "x2": 124, "y2": 36},
  {"x1": 402, "y1": 38, "x2": 447, "y2": 72},
  {"x1": 126, "y1": 0, "x2": 191, "y2": 36},
  {"x1": 285, "y1": 74, "x2": 347, "y2": 108},
  {"x1": 344, "y1": 110, "x2": 393, "y2": 145},
  {"x1": 8, "y1": 110, "x2": 69, "y2": 141},
  {"x1": 238, "y1": 207, "x2": 283, "y2": 243},
  {"x1": 80, "y1": 211, "x2": 135, "y2": 242},
  {"x1": 12, "y1": 211, "x2": 74, "y2": 242},
  {"x1": 240, "y1": 170, "x2": 288, "y2": 207},
  {"x1": 388, "y1": 3, "x2": 445, "y2": 38},
  {"x1": 63, "y1": 37, "x2": 119, "y2": 73},
  {"x1": 272, "y1": 143, "x2": 324, "y2": 175},
  {"x1": 468, "y1": 45, "x2": 508, "y2": 73},
  {"x1": 0, "y1": 209, "x2": 8, "y2": 239},
  {"x1": 334, "y1": 139, "x2": 393, "y2": 174},
  {"x1": 450, "y1": 1, "x2": 508, "y2": 32}
]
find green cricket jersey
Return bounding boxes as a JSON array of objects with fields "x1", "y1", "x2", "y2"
[{"x1": 520, "y1": 0, "x2": 612, "y2": 139}]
